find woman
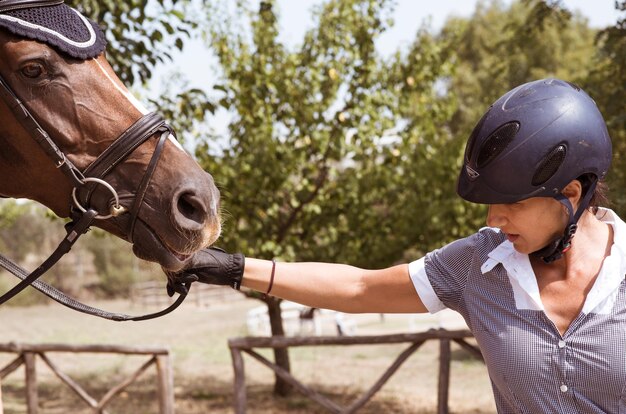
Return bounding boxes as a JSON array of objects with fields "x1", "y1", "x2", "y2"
[{"x1": 169, "y1": 78, "x2": 623, "y2": 413}]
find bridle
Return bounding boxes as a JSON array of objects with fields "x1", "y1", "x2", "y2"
[{"x1": 0, "y1": 0, "x2": 191, "y2": 320}]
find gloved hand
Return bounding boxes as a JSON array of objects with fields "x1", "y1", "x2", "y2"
[{"x1": 164, "y1": 247, "x2": 245, "y2": 297}]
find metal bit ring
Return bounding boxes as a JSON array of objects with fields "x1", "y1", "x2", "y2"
[{"x1": 71, "y1": 177, "x2": 124, "y2": 220}]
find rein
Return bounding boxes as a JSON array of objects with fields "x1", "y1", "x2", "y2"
[{"x1": 0, "y1": 0, "x2": 191, "y2": 320}]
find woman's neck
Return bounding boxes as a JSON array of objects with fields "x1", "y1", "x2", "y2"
[{"x1": 536, "y1": 209, "x2": 613, "y2": 275}]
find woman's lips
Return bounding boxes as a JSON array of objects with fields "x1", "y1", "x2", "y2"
[{"x1": 506, "y1": 234, "x2": 519, "y2": 243}]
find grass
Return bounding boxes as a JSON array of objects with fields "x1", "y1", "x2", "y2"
[{"x1": 0, "y1": 296, "x2": 496, "y2": 413}]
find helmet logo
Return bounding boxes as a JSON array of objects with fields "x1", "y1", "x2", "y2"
[{"x1": 466, "y1": 165, "x2": 480, "y2": 180}]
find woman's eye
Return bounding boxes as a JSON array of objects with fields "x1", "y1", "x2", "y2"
[{"x1": 21, "y1": 63, "x2": 45, "y2": 79}]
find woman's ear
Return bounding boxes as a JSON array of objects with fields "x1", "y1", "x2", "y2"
[{"x1": 562, "y1": 179, "x2": 583, "y2": 210}]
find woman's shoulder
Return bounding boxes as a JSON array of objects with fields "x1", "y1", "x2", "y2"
[
  {"x1": 476, "y1": 226, "x2": 507, "y2": 242},
  {"x1": 431, "y1": 227, "x2": 506, "y2": 260},
  {"x1": 460, "y1": 226, "x2": 506, "y2": 249}
]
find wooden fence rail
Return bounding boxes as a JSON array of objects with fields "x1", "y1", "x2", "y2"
[
  {"x1": 131, "y1": 281, "x2": 245, "y2": 309},
  {"x1": 0, "y1": 343, "x2": 174, "y2": 414},
  {"x1": 228, "y1": 328, "x2": 483, "y2": 414}
]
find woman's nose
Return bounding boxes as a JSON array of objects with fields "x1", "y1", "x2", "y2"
[{"x1": 486, "y1": 204, "x2": 507, "y2": 228}]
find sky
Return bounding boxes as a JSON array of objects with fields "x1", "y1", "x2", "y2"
[{"x1": 149, "y1": 0, "x2": 622, "y2": 93}]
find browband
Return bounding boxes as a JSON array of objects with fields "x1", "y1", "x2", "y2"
[{"x1": 0, "y1": 0, "x2": 63, "y2": 13}]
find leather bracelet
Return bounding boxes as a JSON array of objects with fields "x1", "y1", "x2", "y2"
[{"x1": 266, "y1": 259, "x2": 276, "y2": 296}]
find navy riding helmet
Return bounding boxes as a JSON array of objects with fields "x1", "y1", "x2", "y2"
[{"x1": 457, "y1": 78, "x2": 612, "y2": 263}]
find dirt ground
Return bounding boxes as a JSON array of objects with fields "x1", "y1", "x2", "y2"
[{"x1": 0, "y1": 294, "x2": 496, "y2": 413}]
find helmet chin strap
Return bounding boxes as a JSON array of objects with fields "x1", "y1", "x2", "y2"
[{"x1": 531, "y1": 179, "x2": 598, "y2": 263}]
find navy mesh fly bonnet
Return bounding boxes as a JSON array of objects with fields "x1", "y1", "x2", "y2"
[{"x1": 0, "y1": 0, "x2": 106, "y2": 59}]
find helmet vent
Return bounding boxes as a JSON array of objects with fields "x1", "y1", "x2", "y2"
[
  {"x1": 465, "y1": 107, "x2": 490, "y2": 162},
  {"x1": 532, "y1": 144, "x2": 567, "y2": 186},
  {"x1": 476, "y1": 122, "x2": 520, "y2": 168}
]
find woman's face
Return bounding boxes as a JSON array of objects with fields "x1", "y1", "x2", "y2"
[{"x1": 486, "y1": 197, "x2": 567, "y2": 254}]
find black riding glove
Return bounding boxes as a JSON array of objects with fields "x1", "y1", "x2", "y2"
[{"x1": 164, "y1": 247, "x2": 245, "y2": 297}]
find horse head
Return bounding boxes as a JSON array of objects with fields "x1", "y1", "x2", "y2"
[{"x1": 0, "y1": 0, "x2": 220, "y2": 272}]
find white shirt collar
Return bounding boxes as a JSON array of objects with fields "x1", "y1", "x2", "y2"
[{"x1": 480, "y1": 208, "x2": 626, "y2": 314}]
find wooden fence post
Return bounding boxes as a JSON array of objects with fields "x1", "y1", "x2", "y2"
[
  {"x1": 228, "y1": 330, "x2": 480, "y2": 413},
  {"x1": 230, "y1": 347, "x2": 246, "y2": 414},
  {"x1": 0, "y1": 376, "x2": 4, "y2": 414},
  {"x1": 437, "y1": 338, "x2": 451, "y2": 414},
  {"x1": 24, "y1": 352, "x2": 38, "y2": 414},
  {"x1": 155, "y1": 355, "x2": 174, "y2": 414},
  {"x1": 0, "y1": 344, "x2": 175, "y2": 413}
]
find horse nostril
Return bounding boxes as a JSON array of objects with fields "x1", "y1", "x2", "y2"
[{"x1": 176, "y1": 192, "x2": 207, "y2": 227}]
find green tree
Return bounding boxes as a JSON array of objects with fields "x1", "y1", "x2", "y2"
[
  {"x1": 585, "y1": 1, "x2": 626, "y2": 213},
  {"x1": 84, "y1": 229, "x2": 161, "y2": 298},
  {"x1": 0, "y1": 201, "x2": 69, "y2": 305},
  {"x1": 64, "y1": 0, "x2": 216, "y2": 143},
  {"x1": 0, "y1": 202, "x2": 59, "y2": 263},
  {"x1": 66, "y1": 0, "x2": 194, "y2": 85},
  {"x1": 436, "y1": 0, "x2": 598, "y2": 228},
  {"x1": 442, "y1": 0, "x2": 596, "y2": 130},
  {"x1": 0, "y1": 199, "x2": 28, "y2": 232},
  {"x1": 197, "y1": 0, "x2": 457, "y2": 394}
]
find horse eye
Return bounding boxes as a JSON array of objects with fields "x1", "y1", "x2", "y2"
[{"x1": 21, "y1": 63, "x2": 45, "y2": 79}]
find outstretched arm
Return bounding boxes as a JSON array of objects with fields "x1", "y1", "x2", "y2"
[
  {"x1": 166, "y1": 248, "x2": 429, "y2": 314},
  {"x1": 244, "y1": 259, "x2": 428, "y2": 314}
]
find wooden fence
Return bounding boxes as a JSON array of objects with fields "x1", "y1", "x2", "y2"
[
  {"x1": 228, "y1": 328, "x2": 483, "y2": 414},
  {"x1": 0, "y1": 343, "x2": 174, "y2": 414},
  {"x1": 131, "y1": 281, "x2": 244, "y2": 308}
]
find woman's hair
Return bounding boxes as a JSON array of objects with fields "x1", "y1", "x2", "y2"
[
  {"x1": 581, "y1": 174, "x2": 610, "y2": 213},
  {"x1": 590, "y1": 180, "x2": 610, "y2": 213}
]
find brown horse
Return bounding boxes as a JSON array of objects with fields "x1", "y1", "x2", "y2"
[{"x1": 0, "y1": 9, "x2": 220, "y2": 272}]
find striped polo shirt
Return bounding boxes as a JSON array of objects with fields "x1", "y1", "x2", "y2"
[{"x1": 409, "y1": 208, "x2": 626, "y2": 413}]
